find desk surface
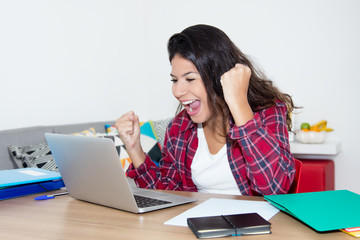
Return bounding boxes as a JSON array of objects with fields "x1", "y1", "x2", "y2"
[{"x1": 0, "y1": 190, "x2": 352, "y2": 240}]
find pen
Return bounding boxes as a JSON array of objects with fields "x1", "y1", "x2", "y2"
[{"x1": 34, "y1": 192, "x2": 69, "y2": 200}]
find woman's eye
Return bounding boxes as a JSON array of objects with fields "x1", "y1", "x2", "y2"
[
  {"x1": 171, "y1": 79, "x2": 177, "y2": 82},
  {"x1": 186, "y1": 78, "x2": 195, "y2": 82}
]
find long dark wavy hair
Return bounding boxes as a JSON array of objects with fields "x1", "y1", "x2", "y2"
[{"x1": 167, "y1": 24, "x2": 295, "y2": 134}]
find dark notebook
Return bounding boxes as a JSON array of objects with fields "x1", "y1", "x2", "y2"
[{"x1": 187, "y1": 213, "x2": 271, "y2": 239}]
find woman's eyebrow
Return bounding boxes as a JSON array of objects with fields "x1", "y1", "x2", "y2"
[{"x1": 170, "y1": 71, "x2": 198, "y2": 77}]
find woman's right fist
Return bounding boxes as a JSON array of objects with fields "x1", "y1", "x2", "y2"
[{"x1": 115, "y1": 111, "x2": 141, "y2": 150}]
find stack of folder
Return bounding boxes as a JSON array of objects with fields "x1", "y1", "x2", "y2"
[
  {"x1": 0, "y1": 168, "x2": 65, "y2": 200},
  {"x1": 341, "y1": 227, "x2": 360, "y2": 237},
  {"x1": 264, "y1": 190, "x2": 360, "y2": 233}
]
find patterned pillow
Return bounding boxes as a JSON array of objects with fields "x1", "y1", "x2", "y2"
[
  {"x1": 152, "y1": 118, "x2": 172, "y2": 147},
  {"x1": 8, "y1": 128, "x2": 97, "y2": 172},
  {"x1": 8, "y1": 142, "x2": 57, "y2": 171},
  {"x1": 71, "y1": 128, "x2": 97, "y2": 137},
  {"x1": 103, "y1": 121, "x2": 162, "y2": 169},
  {"x1": 97, "y1": 134, "x2": 132, "y2": 172}
]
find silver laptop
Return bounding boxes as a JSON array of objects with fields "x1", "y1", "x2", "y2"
[{"x1": 45, "y1": 133, "x2": 196, "y2": 213}]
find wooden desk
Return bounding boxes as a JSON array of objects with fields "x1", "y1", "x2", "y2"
[{"x1": 0, "y1": 190, "x2": 351, "y2": 240}]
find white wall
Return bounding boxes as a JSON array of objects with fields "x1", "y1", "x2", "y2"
[{"x1": 1, "y1": 0, "x2": 360, "y2": 193}]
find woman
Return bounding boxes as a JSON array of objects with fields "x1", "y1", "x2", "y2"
[{"x1": 116, "y1": 24, "x2": 295, "y2": 196}]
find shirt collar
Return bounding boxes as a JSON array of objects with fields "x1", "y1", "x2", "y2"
[
  {"x1": 178, "y1": 110, "x2": 198, "y2": 133},
  {"x1": 178, "y1": 110, "x2": 236, "y2": 133}
]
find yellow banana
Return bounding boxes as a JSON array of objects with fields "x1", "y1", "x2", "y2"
[
  {"x1": 311, "y1": 120, "x2": 327, "y2": 129},
  {"x1": 322, "y1": 127, "x2": 334, "y2": 132}
]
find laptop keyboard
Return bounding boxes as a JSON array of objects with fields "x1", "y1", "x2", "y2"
[{"x1": 134, "y1": 195, "x2": 172, "y2": 208}]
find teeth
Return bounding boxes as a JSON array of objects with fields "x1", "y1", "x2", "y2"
[{"x1": 182, "y1": 100, "x2": 195, "y2": 105}]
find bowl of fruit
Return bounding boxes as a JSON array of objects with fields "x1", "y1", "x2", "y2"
[{"x1": 295, "y1": 120, "x2": 333, "y2": 144}]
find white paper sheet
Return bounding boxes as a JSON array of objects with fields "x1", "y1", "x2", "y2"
[{"x1": 164, "y1": 198, "x2": 279, "y2": 227}]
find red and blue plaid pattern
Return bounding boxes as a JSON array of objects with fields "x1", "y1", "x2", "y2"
[{"x1": 127, "y1": 102, "x2": 295, "y2": 196}]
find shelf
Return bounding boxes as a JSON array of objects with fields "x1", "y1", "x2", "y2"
[{"x1": 289, "y1": 140, "x2": 341, "y2": 158}]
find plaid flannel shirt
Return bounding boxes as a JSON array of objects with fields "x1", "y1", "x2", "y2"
[{"x1": 127, "y1": 101, "x2": 295, "y2": 196}]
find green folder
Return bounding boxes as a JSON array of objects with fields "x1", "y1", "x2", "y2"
[{"x1": 264, "y1": 190, "x2": 360, "y2": 232}]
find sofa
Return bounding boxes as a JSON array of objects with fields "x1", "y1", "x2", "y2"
[
  {"x1": 0, "y1": 120, "x2": 334, "y2": 194},
  {"x1": 0, "y1": 119, "x2": 171, "y2": 171}
]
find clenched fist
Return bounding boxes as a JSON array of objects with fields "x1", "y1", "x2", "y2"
[
  {"x1": 115, "y1": 111, "x2": 145, "y2": 168},
  {"x1": 220, "y1": 64, "x2": 254, "y2": 126},
  {"x1": 220, "y1": 63, "x2": 251, "y2": 106}
]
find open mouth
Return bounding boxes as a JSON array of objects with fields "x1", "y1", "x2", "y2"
[{"x1": 182, "y1": 100, "x2": 201, "y2": 116}]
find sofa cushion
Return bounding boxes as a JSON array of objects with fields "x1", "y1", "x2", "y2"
[
  {"x1": 96, "y1": 134, "x2": 132, "y2": 172},
  {"x1": 104, "y1": 121, "x2": 162, "y2": 168},
  {"x1": 0, "y1": 126, "x2": 54, "y2": 170},
  {"x1": 0, "y1": 121, "x2": 114, "y2": 170}
]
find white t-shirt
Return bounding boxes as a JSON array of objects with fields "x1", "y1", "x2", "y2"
[{"x1": 191, "y1": 124, "x2": 241, "y2": 195}]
